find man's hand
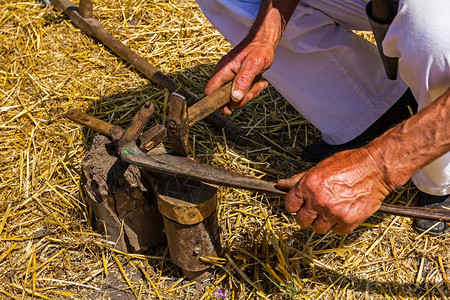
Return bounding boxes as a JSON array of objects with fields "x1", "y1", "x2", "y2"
[
  {"x1": 204, "y1": 40, "x2": 272, "y2": 115},
  {"x1": 204, "y1": 0, "x2": 300, "y2": 114},
  {"x1": 278, "y1": 148, "x2": 391, "y2": 235},
  {"x1": 277, "y1": 88, "x2": 450, "y2": 235}
]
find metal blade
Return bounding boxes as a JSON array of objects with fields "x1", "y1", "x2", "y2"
[{"x1": 119, "y1": 143, "x2": 283, "y2": 196}]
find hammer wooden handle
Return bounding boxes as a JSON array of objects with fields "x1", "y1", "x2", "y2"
[
  {"x1": 188, "y1": 76, "x2": 264, "y2": 127},
  {"x1": 66, "y1": 109, "x2": 113, "y2": 137},
  {"x1": 66, "y1": 109, "x2": 167, "y2": 151},
  {"x1": 187, "y1": 82, "x2": 232, "y2": 127}
]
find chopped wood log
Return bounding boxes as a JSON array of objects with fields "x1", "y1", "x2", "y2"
[
  {"x1": 81, "y1": 135, "x2": 165, "y2": 252},
  {"x1": 155, "y1": 176, "x2": 222, "y2": 280}
]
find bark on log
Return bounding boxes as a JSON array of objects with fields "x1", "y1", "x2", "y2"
[{"x1": 81, "y1": 135, "x2": 165, "y2": 252}]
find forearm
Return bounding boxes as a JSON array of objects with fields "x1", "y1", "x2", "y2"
[
  {"x1": 245, "y1": 0, "x2": 300, "y2": 49},
  {"x1": 366, "y1": 88, "x2": 450, "y2": 190}
]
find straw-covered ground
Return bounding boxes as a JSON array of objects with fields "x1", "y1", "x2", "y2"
[{"x1": 1, "y1": 0, "x2": 449, "y2": 299}]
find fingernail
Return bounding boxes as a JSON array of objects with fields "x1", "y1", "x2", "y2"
[{"x1": 232, "y1": 89, "x2": 244, "y2": 101}]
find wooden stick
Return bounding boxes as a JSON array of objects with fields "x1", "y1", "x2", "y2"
[{"x1": 50, "y1": 0, "x2": 247, "y2": 144}]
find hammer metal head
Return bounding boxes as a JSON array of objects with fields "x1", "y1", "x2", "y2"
[{"x1": 167, "y1": 93, "x2": 190, "y2": 156}]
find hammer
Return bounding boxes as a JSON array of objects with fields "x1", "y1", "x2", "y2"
[{"x1": 167, "y1": 82, "x2": 234, "y2": 156}]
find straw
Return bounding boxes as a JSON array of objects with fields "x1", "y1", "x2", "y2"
[{"x1": 0, "y1": 0, "x2": 448, "y2": 298}]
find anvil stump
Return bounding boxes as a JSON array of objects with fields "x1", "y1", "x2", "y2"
[
  {"x1": 81, "y1": 135, "x2": 165, "y2": 252},
  {"x1": 82, "y1": 135, "x2": 222, "y2": 280},
  {"x1": 155, "y1": 176, "x2": 222, "y2": 280}
]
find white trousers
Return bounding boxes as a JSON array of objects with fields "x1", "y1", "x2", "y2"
[{"x1": 196, "y1": 0, "x2": 450, "y2": 195}]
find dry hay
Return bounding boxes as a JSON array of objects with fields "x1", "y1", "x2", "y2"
[{"x1": 0, "y1": 0, "x2": 449, "y2": 299}]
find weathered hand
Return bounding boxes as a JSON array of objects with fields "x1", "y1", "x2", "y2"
[
  {"x1": 204, "y1": 40, "x2": 273, "y2": 114},
  {"x1": 277, "y1": 148, "x2": 392, "y2": 235}
]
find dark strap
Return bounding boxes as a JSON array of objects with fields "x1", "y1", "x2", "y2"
[{"x1": 372, "y1": 0, "x2": 399, "y2": 23}]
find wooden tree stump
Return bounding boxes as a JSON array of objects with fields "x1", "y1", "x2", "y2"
[
  {"x1": 81, "y1": 135, "x2": 165, "y2": 252},
  {"x1": 155, "y1": 176, "x2": 222, "y2": 280}
]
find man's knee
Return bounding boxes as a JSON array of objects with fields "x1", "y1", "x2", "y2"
[
  {"x1": 385, "y1": 0, "x2": 450, "y2": 61},
  {"x1": 383, "y1": 0, "x2": 450, "y2": 102}
]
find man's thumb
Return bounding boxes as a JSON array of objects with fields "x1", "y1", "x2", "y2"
[{"x1": 277, "y1": 173, "x2": 305, "y2": 191}]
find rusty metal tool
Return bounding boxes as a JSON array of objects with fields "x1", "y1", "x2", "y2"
[
  {"x1": 70, "y1": 102, "x2": 449, "y2": 222},
  {"x1": 168, "y1": 82, "x2": 233, "y2": 156},
  {"x1": 50, "y1": 0, "x2": 247, "y2": 144}
]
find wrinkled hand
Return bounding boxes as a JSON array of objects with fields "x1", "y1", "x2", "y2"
[
  {"x1": 205, "y1": 40, "x2": 273, "y2": 114},
  {"x1": 277, "y1": 148, "x2": 392, "y2": 235}
]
